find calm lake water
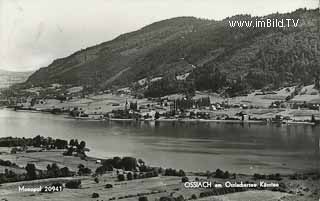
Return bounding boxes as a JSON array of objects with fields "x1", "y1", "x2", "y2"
[{"x1": 1, "y1": 109, "x2": 319, "y2": 174}]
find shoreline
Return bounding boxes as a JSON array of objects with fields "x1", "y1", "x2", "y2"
[
  {"x1": 5, "y1": 107, "x2": 318, "y2": 126},
  {"x1": 72, "y1": 116, "x2": 317, "y2": 126},
  {"x1": 1, "y1": 144, "x2": 319, "y2": 177}
]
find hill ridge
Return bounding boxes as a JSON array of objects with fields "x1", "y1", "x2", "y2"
[{"x1": 26, "y1": 8, "x2": 320, "y2": 96}]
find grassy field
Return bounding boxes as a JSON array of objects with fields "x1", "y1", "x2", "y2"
[
  {"x1": 0, "y1": 149, "x2": 319, "y2": 201},
  {"x1": 0, "y1": 150, "x2": 100, "y2": 172}
]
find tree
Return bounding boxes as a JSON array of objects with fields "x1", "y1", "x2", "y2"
[
  {"x1": 60, "y1": 167, "x2": 71, "y2": 177},
  {"x1": 223, "y1": 171, "x2": 230, "y2": 179},
  {"x1": 79, "y1": 141, "x2": 86, "y2": 150},
  {"x1": 112, "y1": 157, "x2": 122, "y2": 169},
  {"x1": 178, "y1": 169, "x2": 186, "y2": 177},
  {"x1": 25, "y1": 163, "x2": 37, "y2": 180},
  {"x1": 138, "y1": 159, "x2": 145, "y2": 165},
  {"x1": 69, "y1": 139, "x2": 75, "y2": 146},
  {"x1": 47, "y1": 163, "x2": 61, "y2": 178},
  {"x1": 144, "y1": 74, "x2": 195, "y2": 98},
  {"x1": 245, "y1": 71, "x2": 273, "y2": 89},
  {"x1": 176, "y1": 195, "x2": 184, "y2": 201},
  {"x1": 32, "y1": 135, "x2": 42, "y2": 147},
  {"x1": 78, "y1": 164, "x2": 91, "y2": 176},
  {"x1": 315, "y1": 76, "x2": 320, "y2": 89},
  {"x1": 121, "y1": 157, "x2": 138, "y2": 171},
  {"x1": 118, "y1": 174, "x2": 125, "y2": 181},
  {"x1": 127, "y1": 172, "x2": 133, "y2": 180},
  {"x1": 74, "y1": 139, "x2": 79, "y2": 147},
  {"x1": 95, "y1": 165, "x2": 113, "y2": 175},
  {"x1": 63, "y1": 146, "x2": 74, "y2": 156},
  {"x1": 30, "y1": 98, "x2": 37, "y2": 107},
  {"x1": 133, "y1": 172, "x2": 138, "y2": 179},
  {"x1": 54, "y1": 139, "x2": 68, "y2": 149},
  {"x1": 130, "y1": 102, "x2": 138, "y2": 111},
  {"x1": 155, "y1": 112, "x2": 160, "y2": 120},
  {"x1": 214, "y1": 169, "x2": 224, "y2": 178},
  {"x1": 193, "y1": 67, "x2": 226, "y2": 92},
  {"x1": 139, "y1": 196, "x2": 148, "y2": 201}
]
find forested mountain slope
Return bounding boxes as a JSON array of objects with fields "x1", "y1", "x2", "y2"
[{"x1": 26, "y1": 9, "x2": 320, "y2": 96}]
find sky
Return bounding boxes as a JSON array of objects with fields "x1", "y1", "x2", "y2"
[{"x1": 0, "y1": 0, "x2": 318, "y2": 72}]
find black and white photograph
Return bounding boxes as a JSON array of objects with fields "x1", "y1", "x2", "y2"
[{"x1": 0, "y1": 0, "x2": 320, "y2": 200}]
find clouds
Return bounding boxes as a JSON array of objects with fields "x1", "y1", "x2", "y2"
[{"x1": 0, "y1": 0, "x2": 317, "y2": 71}]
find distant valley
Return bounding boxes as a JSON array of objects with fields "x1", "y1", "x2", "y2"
[{"x1": 0, "y1": 69, "x2": 34, "y2": 89}]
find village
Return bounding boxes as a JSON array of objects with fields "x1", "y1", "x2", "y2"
[{"x1": 2, "y1": 82, "x2": 320, "y2": 125}]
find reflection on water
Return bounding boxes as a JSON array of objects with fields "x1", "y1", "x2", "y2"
[
  {"x1": 0, "y1": 109, "x2": 319, "y2": 174},
  {"x1": 315, "y1": 127, "x2": 320, "y2": 155},
  {"x1": 315, "y1": 127, "x2": 320, "y2": 169}
]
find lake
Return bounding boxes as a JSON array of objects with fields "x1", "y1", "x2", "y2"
[{"x1": 1, "y1": 109, "x2": 319, "y2": 174}]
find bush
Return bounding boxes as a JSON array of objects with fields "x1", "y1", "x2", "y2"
[
  {"x1": 191, "y1": 194, "x2": 197, "y2": 199},
  {"x1": 105, "y1": 184, "x2": 113, "y2": 188},
  {"x1": 176, "y1": 195, "x2": 184, "y2": 201},
  {"x1": 92, "y1": 192, "x2": 99, "y2": 198},
  {"x1": 78, "y1": 166, "x2": 92, "y2": 176},
  {"x1": 65, "y1": 180, "x2": 81, "y2": 189},
  {"x1": 181, "y1": 176, "x2": 189, "y2": 183},
  {"x1": 94, "y1": 177, "x2": 99, "y2": 183}
]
